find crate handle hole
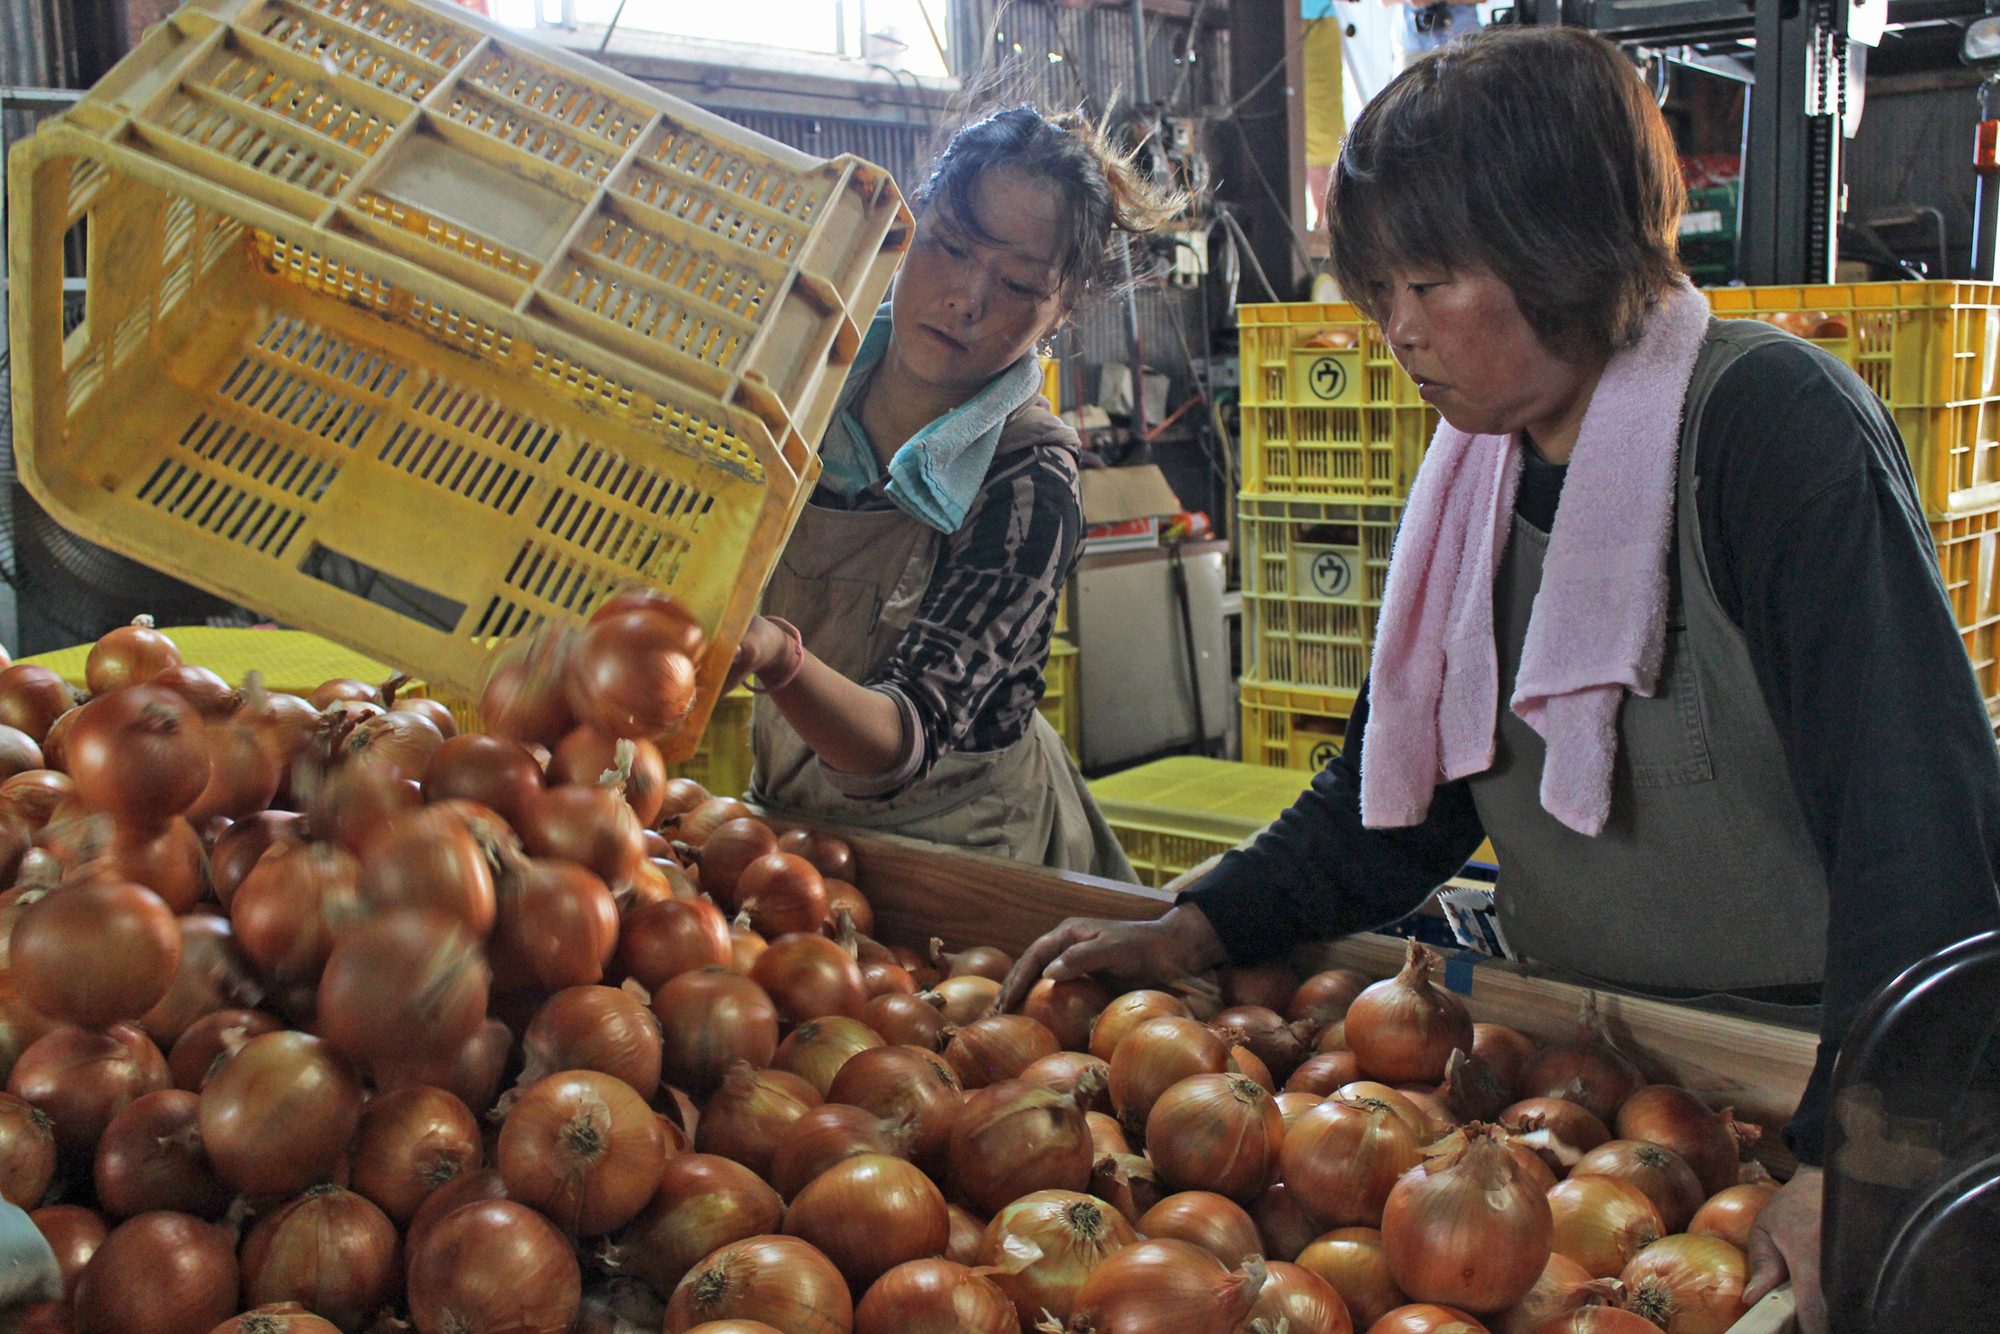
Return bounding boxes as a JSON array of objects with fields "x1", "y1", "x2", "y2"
[{"x1": 300, "y1": 544, "x2": 466, "y2": 634}]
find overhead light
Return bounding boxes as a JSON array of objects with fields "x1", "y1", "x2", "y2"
[{"x1": 1965, "y1": 14, "x2": 2000, "y2": 66}]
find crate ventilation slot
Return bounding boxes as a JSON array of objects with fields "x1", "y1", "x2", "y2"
[
  {"x1": 217, "y1": 350, "x2": 383, "y2": 451},
  {"x1": 534, "y1": 489, "x2": 677, "y2": 576},
  {"x1": 160, "y1": 95, "x2": 355, "y2": 197},
  {"x1": 568, "y1": 443, "x2": 711, "y2": 522},
  {"x1": 176, "y1": 413, "x2": 343, "y2": 502},
  {"x1": 441, "y1": 88, "x2": 622, "y2": 181},
  {"x1": 580, "y1": 214, "x2": 771, "y2": 319},
  {"x1": 614, "y1": 164, "x2": 801, "y2": 261},
  {"x1": 646, "y1": 127, "x2": 824, "y2": 221},
  {"x1": 289, "y1": 0, "x2": 473, "y2": 70},
  {"x1": 137, "y1": 460, "x2": 306, "y2": 557},
  {"x1": 408, "y1": 379, "x2": 562, "y2": 461},
  {"x1": 500, "y1": 540, "x2": 618, "y2": 615},
  {"x1": 376, "y1": 421, "x2": 534, "y2": 513},
  {"x1": 551, "y1": 257, "x2": 749, "y2": 366},
  {"x1": 200, "y1": 54, "x2": 397, "y2": 155},
  {"x1": 254, "y1": 315, "x2": 408, "y2": 398},
  {"x1": 467, "y1": 52, "x2": 646, "y2": 146}
]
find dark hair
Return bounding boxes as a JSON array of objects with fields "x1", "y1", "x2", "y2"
[
  {"x1": 1328, "y1": 28, "x2": 1684, "y2": 359},
  {"x1": 912, "y1": 106, "x2": 1181, "y2": 309}
]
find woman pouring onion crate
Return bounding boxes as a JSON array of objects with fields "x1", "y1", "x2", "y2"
[
  {"x1": 723, "y1": 108, "x2": 1174, "y2": 880},
  {"x1": 999, "y1": 30, "x2": 2000, "y2": 1333}
]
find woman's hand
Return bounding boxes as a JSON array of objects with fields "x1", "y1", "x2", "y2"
[
  {"x1": 1744, "y1": 1165, "x2": 1825, "y2": 1333},
  {"x1": 721, "y1": 616, "x2": 795, "y2": 696},
  {"x1": 997, "y1": 905, "x2": 1230, "y2": 1012}
]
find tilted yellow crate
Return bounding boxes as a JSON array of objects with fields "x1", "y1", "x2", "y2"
[{"x1": 6, "y1": 0, "x2": 909, "y2": 760}]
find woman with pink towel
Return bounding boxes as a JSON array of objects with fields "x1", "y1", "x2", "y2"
[{"x1": 1002, "y1": 28, "x2": 2000, "y2": 1332}]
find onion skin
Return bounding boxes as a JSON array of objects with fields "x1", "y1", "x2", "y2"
[
  {"x1": 772, "y1": 1016, "x2": 885, "y2": 1097},
  {"x1": 1146, "y1": 1073, "x2": 1285, "y2": 1203},
  {"x1": 1088, "y1": 990, "x2": 1190, "y2": 1062},
  {"x1": 1346, "y1": 940, "x2": 1474, "y2": 1086},
  {"x1": 854, "y1": 1258, "x2": 1017, "y2": 1334},
  {"x1": 12, "y1": 870, "x2": 180, "y2": 1028},
  {"x1": 617, "y1": 897, "x2": 732, "y2": 990},
  {"x1": 407, "y1": 1199, "x2": 582, "y2": 1334},
  {"x1": 168, "y1": 1009, "x2": 283, "y2": 1092},
  {"x1": 1064, "y1": 1238, "x2": 1269, "y2": 1334},
  {"x1": 516, "y1": 984, "x2": 663, "y2": 1106},
  {"x1": 498, "y1": 1070, "x2": 665, "y2": 1236},
  {"x1": 1246, "y1": 1259, "x2": 1354, "y2": 1334},
  {"x1": 1291, "y1": 968, "x2": 1372, "y2": 1026},
  {"x1": 613, "y1": 1154, "x2": 784, "y2": 1298},
  {"x1": 824, "y1": 1045, "x2": 964, "y2": 1178},
  {"x1": 1547, "y1": 1175, "x2": 1663, "y2": 1279},
  {"x1": 1281, "y1": 1095, "x2": 1425, "y2": 1231},
  {"x1": 93, "y1": 1089, "x2": 230, "y2": 1220},
  {"x1": 198, "y1": 1030, "x2": 361, "y2": 1198},
  {"x1": 1369, "y1": 1305, "x2": 1492, "y2": 1333},
  {"x1": 239, "y1": 1185, "x2": 400, "y2": 1330},
  {"x1": 9, "y1": 1022, "x2": 170, "y2": 1157},
  {"x1": 1252, "y1": 1182, "x2": 1324, "y2": 1265},
  {"x1": 315, "y1": 909, "x2": 490, "y2": 1068},
  {"x1": 943, "y1": 1014, "x2": 1059, "y2": 1091},
  {"x1": 865, "y1": 993, "x2": 946, "y2": 1050},
  {"x1": 977, "y1": 1189, "x2": 1137, "y2": 1328},
  {"x1": 1137, "y1": 1190, "x2": 1263, "y2": 1269},
  {"x1": 73, "y1": 1211, "x2": 238, "y2": 1334},
  {"x1": 1381, "y1": 1127, "x2": 1553, "y2": 1314},
  {"x1": 552, "y1": 726, "x2": 668, "y2": 826},
  {"x1": 949, "y1": 1076, "x2": 1097, "y2": 1215},
  {"x1": 750, "y1": 933, "x2": 868, "y2": 1026},
  {"x1": 1296, "y1": 1228, "x2": 1409, "y2": 1332},
  {"x1": 1687, "y1": 1183, "x2": 1776, "y2": 1251},
  {"x1": 1614, "y1": 1087, "x2": 1758, "y2": 1197},
  {"x1": 654, "y1": 969, "x2": 779, "y2": 1097},
  {"x1": 1106, "y1": 1015, "x2": 1229, "y2": 1136},
  {"x1": 783, "y1": 1152, "x2": 950, "y2": 1291},
  {"x1": 68, "y1": 686, "x2": 211, "y2": 831},
  {"x1": 1022, "y1": 1052, "x2": 1113, "y2": 1115},
  {"x1": 1617, "y1": 1234, "x2": 1749, "y2": 1334},
  {"x1": 349, "y1": 1085, "x2": 482, "y2": 1224},
  {"x1": 1570, "y1": 1140, "x2": 1706, "y2": 1234},
  {"x1": 0, "y1": 1092, "x2": 55, "y2": 1208},
  {"x1": 664, "y1": 1235, "x2": 853, "y2": 1334},
  {"x1": 1501, "y1": 1099, "x2": 1613, "y2": 1172},
  {"x1": 1019, "y1": 976, "x2": 1115, "y2": 1052},
  {"x1": 696, "y1": 1063, "x2": 822, "y2": 1180}
]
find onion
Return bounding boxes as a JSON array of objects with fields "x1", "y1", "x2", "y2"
[
  {"x1": 1520, "y1": 997, "x2": 1642, "y2": 1125},
  {"x1": 614, "y1": 1153, "x2": 783, "y2": 1297},
  {"x1": 377, "y1": 1017, "x2": 513, "y2": 1120},
  {"x1": 1139, "y1": 1189, "x2": 1261, "y2": 1268},
  {"x1": 316, "y1": 909, "x2": 489, "y2": 1068},
  {"x1": 1296, "y1": 1228, "x2": 1408, "y2": 1330},
  {"x1": 309, "y1": 679, "x2": 376, "y2": 710},
  {"x1": 769, "y1": 1104, "x2": 909, "y2": 1200},
  {"x1": 73, "y1": 1211, "x2": 237, "y2": 1334},
  {"x1": 0, "y1": 725, "x2": 44, "y2": 783},
  {"x1": 1501, "y1": 1099, "x2": 1612, "y2": 1173},
  {"x1": 751, "y1": 933, "x2": 867, "y2": 1026},
  {"x1": 1229, "y1": 1045, "x2": 1275, "y2": 1094},
  {"x1": 949, "y1": 1074, "x2": 1099, "y2": 1214},
  {"x1": 1276, "y1": 1090, "x2": 1324, "y2": 1128},
  {"x1": 1422, "y1": 1127, "x2": 1560, "y2": 1197},
  {"x1": 1012, "y1": 1054, "x2": 1108, "y2": 1121},
  {"x1": 93, "y1": 1089, "x2": 229, "y2": 1220},
  {"x1": 1089, "y1": 990, "x2": 1191, "y2": 1061},
  {"x1": 1614, "y1": 1087, "x2": 1759, "y2": 1197},
  {"x1": 1547, "y1": 1175, "x2": 1662, "y2": 1278},
  {"x1": 677, "y1": 797, "x2": 754, "y2": 846},
  {"x1": 730, "y1": 914, "x2": 769, "y2": 975},
  {"x1": 1289, "y1": 1050, "x2": 1364, "y2": 1094},
  {"x1": 773, "y1": 1016, "x2": 884, "y2": 1096},
  {"x1": 1617, "y1": 1234, "x2": 1748, "y2": 1334},
  {"x1": 1370, "y1": 1305, "x2": 1492, "y2": 1333},
  {"x1": 1687, "y1": 1183, "x2": 1776, "y2": 1251},
  {"x1": 654, "y1": 968, "x2": 777, "y2": 1096},
  {"x1": 924, "y1": 975, "x2": 1002, "y2": 1026},
  {"x1": 0, "y1": 666, "x2": 80, "y2": 744},
  {"x1": 697, "y1": 819, "x2": 779, "y2": 909},
  {"x1": 855, "y1": 1258, "x2": 1016, "y2": 1334},
  {"x1": 551, "y1": 727, "x2": 669, "y2": 826},
  {"x1": 239, "y1": 1184, "x2": 399, "y2": 1328},
  {"x1": 350, "y1": 1085, "x2": 482, "y2": 1224},
  {"x1": 423, "y1": 734, "x2": 544, "y2": 829},
  {"x1": 1082, "y1": 1113, "x2": 1126, "y2": 1161},
  {"x1": 67, "y1": 687, "x2": 211, "y2": 831},
  {"x1": 105, "y1": 816, "x2": 206, "y2": 914},
  {"x1": 1291, "y1": 968, "x2": 1371, "y2": 1026},
  {"x1": 932, "y1": 1204, "x2": 980, "y2": 1268},
  {"x1": 12, "y1": 865, "x2": 180, "y2": 1028},
  {"x1": 860, "y1": 960, "x2": 914, "y2": 997},
  {"x1": 1145, "y1": 1073, "x2": 1284, "y2": 1203},
  {"x1": 182, "y1": 707, "x2": 279, "y2": 827},
  {"x1": 589, "y1": 587, "x2": 707, "y2": 648},
  {"x1": 823, "y1": 881, "x2": 874, "y2": 938},
  {"x1": 944, "y1": 1014, "x2": 1058, "y2": 1091},
  {"x1": 1472, "y1": 1026, "x2": 1539, "y2": 1104},
  {"x1": 1398, "y1": 1086, "x2": 1462, "y2": 1142},
  {"x1": 1251, "y1": 1183, "x2": 1322, "y2": 1265},
  {"x1": 404, "y1": 1167, "x2": 509, "y2": 1264},
  {"x1": 978, "y1": 1189, "x2": 1137, "y2": 1327},
  {"x1": 932, "y1": 939, "x2": 1013, "y2": 983},
  {"x1": 168, "y1": 1009, "x2": 283, "y2": 1092},
  {"x1": 1531, "y1": 1309, "x2": 1664, "y2": 1333},
  {"x1": 354, "y1": 807, "x2": 497, "y2": 935},
  {"x1": 9, "y1": 1022, "x2": 169, "y2": 1156},
  {"x1": 1213, "y1": 1005, "x2": 1314, "y2": 1085},
  {"x1": 664, "y1": 1234, "x2": 851, "y2": 1333},
  {"x1": 140, "y1": 914, "x2": 259, "y2": 1051},
  {"x1": 231, "y1": 841, "x2": 361, "y2": 989},
  {"x1": 522, "y1": 782, "x2": 646, "y2": 888},
  {"x1": 86, "y1": 617, "x2": 182, "y2": 694},
  {"x1": 34, "y1": 1203, "x2": 105, "y2": 1301},
  {"x1": 866, "y1": 993, "x2": 946, "y2": 1050},
  {"x1": 479, "y1": 626, "x2": 579, "y2": 749},
  {"x1": 408, "y1": 1199, "x2": 582, "y2": 1334},
  {"x1": 496, "y1": 986, "x2": 657, "y2": 1112},
  {"x1": 210, "y1": 1306, "x2": 344, "y2": 1333},
  {"x1": 737, "y1": 852, "x2": 830, "y2": 939},
  {"x1": 1346, "y1": 941, "x2": 1473, "y2": 1086},
  {"x1": 1570, "y1": 1141, "x2": 1706, "y2": 1234},
  {"x1": 617, "y1": 897, "x2": 731, "y2": 991},
  {"x1": 824, "y1": 1044, "x2": 964, "y2": 1177},
  {"x1": 1221, "y1": 963, "x2": 1298, "y2": 1012},
  {"x1": 1280, "y1": 1093, "x2": 1426, "y2": 1231},
  {"x1": 199, "y1": 1030, "x2": 361, "y2": 1197},
  {"x1": 1319, "y1": 1021, "x2": 1351, "y2": 1053},
  {"x1": 568, "y1": 610, "x2": 698, "y2": 739},
  {"x1": 498, "y1": 1070, "x2": 663, "y2": 1235},
  {"x1": 0, "y1": 1091, "x2": 55, "y2": 1208},
  {"x1": 1382, "y1": 1125, "x2": 1554, "y2": 1314},
  {"x1": 777, "y1": 828, "x2": 856, "y2": 882},
  {"x1": 0, "y1": 770, "x2": 75, "y2": 830},
  {"x1": 488, "y1": 854, "x2": 618, "y2": 993},
  {"x1": 1091, "y1": 1152, "x2": 1166, "y2": 1228},
  {"x1": 697, "y1": 1062, "x2": 821, "y2": 1178},
  {"x1": 1018, "y1": 976, "x2": 1113, "y2": 1052},
  {"x1": 1486, "y1": 1253, "x2": 1604, "y2": 1334},
  {"x1": 784, "y1": 1152, "x2": 949, "y2": 1290},
  {"x1": 1106, "y1": 1015, "x2": 1229, "y2": 1136},
  {"x1": 1245, "y1": 1259, "x2": 1351, "y2": 1334},
  {"x1": 656, "y1": 776, "x2": 711, "y2": 824},
  {"x1": 1063, "y1": 1238, "x2": 1268, "y2": 1334}
]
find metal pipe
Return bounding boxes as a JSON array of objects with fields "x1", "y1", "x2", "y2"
[
  {"x1": 1169, "y1": 542, "x2": 1210, "y2": 757},
  {"x1": 1130, "y1": 0, "x2": 1150, "y2": 105}
]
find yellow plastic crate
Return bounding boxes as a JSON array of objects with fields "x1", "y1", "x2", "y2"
[
  {"x1": 1089, "y1": 755, "x2": 1315, "y2": 889},
  {"x1": 1238, "y1": 680, "x2": 1354, "y2": 774},
  {"x1": 1041, "y1": 354, "x2": 1060, "y2": 410},
  {"x1": 664, "y1": 685, "x2": 754, "y2": 800},
  {"x1": 1930, "y1": 505, "x2": 2000, "y2": 732},
  {"x1": 1238, "y1": 496, "x2": 1396, "y2": 694},
  {"x1": 1038, "y1": 637, "x2": 1079, "y2": 764},
  {"x1": 1706, "y1": 283, "x2": 2000, "y2": 517},
  {"x1": 6, "y1": 0, "x2": 909, "y2": 761},
  {"x1": 21, "y1": 625, "x2": 402, "y2": 697}
]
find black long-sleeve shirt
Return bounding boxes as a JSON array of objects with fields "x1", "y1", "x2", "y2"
[{"x1": 1188, "y1": 337, "x2": 2000, "y2": 1165}]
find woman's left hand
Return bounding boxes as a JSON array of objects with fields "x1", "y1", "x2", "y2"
[
  {"x1": 1744, "y1": 1164, "x2": 1825, "y2": 1333},
  {"x1": 722, "y1": 616, "x2": 793, "y2": 696}
]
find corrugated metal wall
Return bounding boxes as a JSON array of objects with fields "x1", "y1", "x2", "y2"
[{"x1": 1846, "y1": 83, "x2": 1979, "y2": 278}]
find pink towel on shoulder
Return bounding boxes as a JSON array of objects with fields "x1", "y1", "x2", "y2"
[{"x1": 1359, "y1": 280, "x2": 1714, "y2": 836}]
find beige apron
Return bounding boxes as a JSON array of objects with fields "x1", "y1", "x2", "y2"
[{"x1": 749, "y1": 423, "x2": 1136, "y2": 882}]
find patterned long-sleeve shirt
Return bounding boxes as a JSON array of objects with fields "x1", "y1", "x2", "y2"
[{"x1": 811, "y1": 427, "x2": 1083, "y2": 799}]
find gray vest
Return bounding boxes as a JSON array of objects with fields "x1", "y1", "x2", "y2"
[{"x1": 1465, "y1": 320, "x2": 1830, "y2": 992}]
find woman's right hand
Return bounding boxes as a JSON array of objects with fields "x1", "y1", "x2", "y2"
[
  {"x1": 721, "y1": 616, "x2": 794, "y2": 696},
  {"x1": 997, "y1": 905, "x2": 1231, "y2": 1012}
]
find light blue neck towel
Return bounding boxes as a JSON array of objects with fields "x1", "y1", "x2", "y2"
[{"x1": 818, "y1": 307, "x2": 1048, "y2": 533}]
